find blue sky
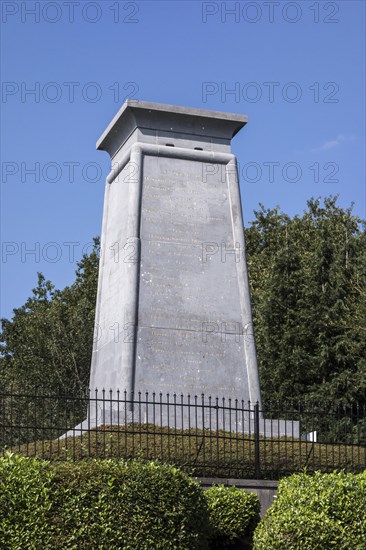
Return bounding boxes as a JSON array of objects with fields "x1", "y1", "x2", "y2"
[{"x1": 1, "y1": 0, "x2": 365, "y2": 320}]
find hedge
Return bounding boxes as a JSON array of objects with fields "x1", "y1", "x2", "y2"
[
  {"x1": 4, "y1": 453, "x2": 365, "y2": 549},
  {"x1": 0, "y1": 453, "x2": 210, "y2": 549},
  {"x1": 253, "y1": 470, "x2": 366, "y2": 549},
  {"x1": 205, "y1": 485, "x2": 260, "y2": 549},
  {"x1": 0, "y1": 452, "x2": 53, "y2": 549}
]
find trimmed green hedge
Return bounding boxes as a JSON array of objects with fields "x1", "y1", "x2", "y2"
[
  {"x1": 4, "y1": 453, "x2": 365, "y2": 549},
  {"x1": 0, "y1": 453, "x2": 210, "y2": 549},
  {"x1": 253, "y1": 470, "x2": 366, "y2": 549},
  {"x1": 205, "y1": 485, "x2": 260, "y2": 549},
  {"x1": 0, "y1": 452, "x2": 53, "y2": 549}
]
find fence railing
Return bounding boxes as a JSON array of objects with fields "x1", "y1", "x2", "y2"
[{"x1": 1, "y1": 386, "x2": 365, "y2": 480}]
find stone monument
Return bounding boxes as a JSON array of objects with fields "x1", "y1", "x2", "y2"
[
  {"x1": 69, "y1": 100, "x2": 298, "y2": 437},
  {"x1": 91, "y1": 100, "x2": 261, "y2": 402}
]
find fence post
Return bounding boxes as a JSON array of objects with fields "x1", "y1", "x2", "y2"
[{"x1": 254, "y1": 402, "x2": 261, "y2": 479}]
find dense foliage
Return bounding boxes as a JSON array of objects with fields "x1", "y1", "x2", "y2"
[
  {"x1": 0, "y1": 453, "x2": 210, "y2": 549},
  {"x1": 245, "y1": 196, "x2": 366, "y2": 407},
  {"x1": 0, "y1": 237, "x2": 99, "y2": 392},
  {"x1": 253, "y1": 470, "x2": 366, "y2": 549},
  {"x1": 4, "y1": 452, "x2": 365, "y2": 549},
  {"x1": 0, "y1": 452, "x2": 53, "y2": 549},
  {"x1": 205, "y1": 485, "x2": 260, "y2": 549}
]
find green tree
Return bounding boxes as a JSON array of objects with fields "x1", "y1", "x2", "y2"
[
  {"x1": 245, "y1": 196, "x2": 366, "y2": 409},
  {"x1": 0, "y1": 239, "x2": 99, "y2": 447},
  {"x1": 0, "y1": 238, "x2": 99, "y2": 392}
]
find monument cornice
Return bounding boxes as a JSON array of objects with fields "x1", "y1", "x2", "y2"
[{"x1": 96, "y1": 100, "x2": 248, "y2": 158}]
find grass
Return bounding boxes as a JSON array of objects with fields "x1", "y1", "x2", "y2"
[{"x1": 6, "y1": 423, "x2": 366, "y2": 480}]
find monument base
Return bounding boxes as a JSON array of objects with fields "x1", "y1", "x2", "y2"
[{"x1": 61, "y1": 396, "x2": 300, "y2": 439}]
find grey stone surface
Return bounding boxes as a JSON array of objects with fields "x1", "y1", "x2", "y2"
[
  {"x1": 67, "y1": 399, "x2": 299, "y2": 439},
  {"x1": 65, "y1": 100, "x2": 299, "y2": 437}
]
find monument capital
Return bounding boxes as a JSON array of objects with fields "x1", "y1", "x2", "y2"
[{"x1": 96, "y1": 100, "x2": 248, "y2": 158}]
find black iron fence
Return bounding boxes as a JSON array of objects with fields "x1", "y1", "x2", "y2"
[{"x1": 1, "y1": 386, "x2": 365, "y2": 480}]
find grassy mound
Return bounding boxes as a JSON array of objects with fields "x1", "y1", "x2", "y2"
[{"x1": 10, "y1": 422, "x2": 366, "y2": 479}]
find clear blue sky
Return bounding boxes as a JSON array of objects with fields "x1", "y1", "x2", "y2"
[{"x1": 1, "y1": 0, "x2": 365, "y2": 320}]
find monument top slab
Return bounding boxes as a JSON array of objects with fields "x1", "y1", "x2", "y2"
[{"x1": 96, "y1": 100, "x2": 248, "y2": 157}]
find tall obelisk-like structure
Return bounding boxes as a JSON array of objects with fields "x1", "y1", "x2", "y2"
[{"x1": 89, "y1": 101, "x2": 262, "y2": 409}]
